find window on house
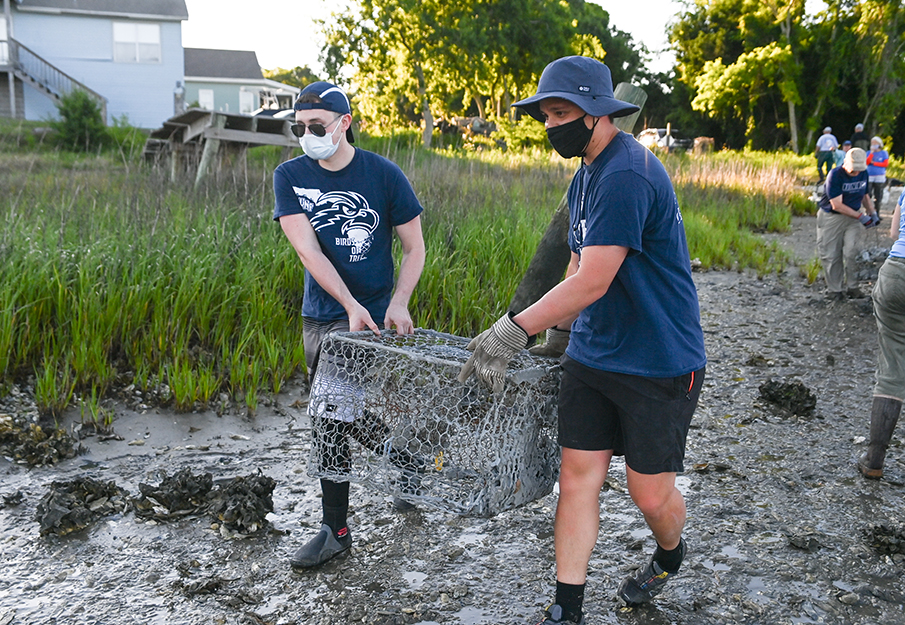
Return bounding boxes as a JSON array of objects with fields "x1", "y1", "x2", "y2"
[
  {"x1": 199, "y1": 89, "x2": 214, "y2": 110},
  {"x1": 239, "y1": 89, "x2": 255, "y2": 114},
  {"x1": 113, "y1": 22, "x2": 161, "y2": 63},
  {"x1": 0, "y1": 19, "x2": 7, "y2": 65}
]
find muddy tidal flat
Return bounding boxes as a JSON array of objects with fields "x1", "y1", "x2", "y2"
[{"x1": 1, "y1": 215, "x2": 904, "y2": 625}]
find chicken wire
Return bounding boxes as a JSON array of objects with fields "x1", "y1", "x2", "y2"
[{"x1": 306, "y1": 329, "x2": 562, "y2": 517}]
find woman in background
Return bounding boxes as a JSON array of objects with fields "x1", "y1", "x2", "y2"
[{"x1": 866, "y1": 137, "x2": 889, "y2": 214}]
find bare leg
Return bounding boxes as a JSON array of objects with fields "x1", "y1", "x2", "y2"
[
  {"x1": 554, "y1": 448, "x2": 613, "y2": 584},
  {"x1": 625, "y1": 467, "x2": 685, "y2": 550}
]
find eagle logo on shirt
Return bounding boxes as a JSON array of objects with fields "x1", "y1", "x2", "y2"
[{"x1": 293, "y1": 188, "x2": 380, "y2": 262}]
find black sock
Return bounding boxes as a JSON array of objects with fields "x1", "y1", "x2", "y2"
[
  {"x1": 654, "y1": 538, "x2": 685, "y2": 573},
  {"x1": 554, "y1": 580, "x2": 585, "y2": 623},
  {"x1": 320, "y1": 478, "x2": 349, "y2": 536}
]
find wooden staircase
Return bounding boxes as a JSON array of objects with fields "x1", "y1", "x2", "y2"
[{"x1": 0, "y1": 38, "x2": 106, "y2": 121}]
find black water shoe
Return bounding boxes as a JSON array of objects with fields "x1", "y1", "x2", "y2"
[
  {"x1": 617, "y1": 538, "x2": 686, "y2": 606},
  {"x1": 535, "y1": 604, "x2": 585, "y2": 624},
  {"x1": 289, "y1": 524, "x2": 351, "y2": 568}
]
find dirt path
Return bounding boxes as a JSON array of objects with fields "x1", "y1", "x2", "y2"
[{"x1": 2, "y1": 214, "x2": 905, "y2": 625}]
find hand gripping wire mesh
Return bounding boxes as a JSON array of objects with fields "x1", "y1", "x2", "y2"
[{"x1": 307, "y1": 329, "x2": 561, "y2": 517}]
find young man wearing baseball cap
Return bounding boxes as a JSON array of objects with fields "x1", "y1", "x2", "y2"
[
  {"x1": 273, "y1": 81, "x2": 426, "y2": 568},
  {"x1": 816, "y1": 147, "x2": 879, "y2": 300},
  {"x1": 457, "y1": 56, "x2": 706, "y2": 623}
]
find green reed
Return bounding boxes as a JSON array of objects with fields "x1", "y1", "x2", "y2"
[
  {"x1": 0, "y1": 145, "x2": 305, "y2": 418},
  {"x1": 0, "y1": 120, "x2": 807, "y2": 418}
]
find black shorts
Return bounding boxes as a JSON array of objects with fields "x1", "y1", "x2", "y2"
[{"x1": 557, "y1": 356, "x2": 705, "y2": 475}]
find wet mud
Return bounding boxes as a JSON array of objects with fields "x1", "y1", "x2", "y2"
[{"x1": 2, "y1": 214, "x2": 905, "y2": 625}]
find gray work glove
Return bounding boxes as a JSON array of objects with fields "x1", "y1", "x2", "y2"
[
  {"x1": 858, "y1": 213, "x2": 873, "y2": 227},
  {"x1": 528, "y1": 327, "x2": 571, "y2": 358},
  {"x1": 457, "y1": 313, "x2": 529, "y2": 393}
]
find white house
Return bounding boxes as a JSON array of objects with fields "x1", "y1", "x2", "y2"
[
  {"x1": 0, "y1": 0, "x2": 188, "y2": 128},
  {"x1": 0, "y1": 0, "x2": 299, "y2": 129},
  {"x1": 183, "y1": 48, "x2": 299, "y2": 115}
]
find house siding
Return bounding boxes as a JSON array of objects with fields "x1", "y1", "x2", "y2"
[
  {"x1": 12, "y1": 11, "x2": 184, "y2": 128},
  {"x1": 183, "y1": 80, "x2": 271, "y2": 115}
]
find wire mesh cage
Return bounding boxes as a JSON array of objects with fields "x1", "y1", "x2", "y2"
[{"x1": 307, "y1": 329, "x2": 562, "y2": 517}]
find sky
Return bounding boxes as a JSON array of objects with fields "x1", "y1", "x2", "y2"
[{"x1": 180, "y1": 0, "x2": 684, "y2": 76}]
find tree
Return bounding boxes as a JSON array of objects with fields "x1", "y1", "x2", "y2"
[
  {"x1": 321, "y1": 0, "x2": 644, "y2": 145},
  {"x1": 322, "y1": 0, "x2": 459, "y2": 147},
  {"x1": 853, "y1": 0, "x2": 905, "y2": 136},
  {"x1": 567, "y1": 0, "x2": 646, "y2": 86},
  {"x1": 691, "y1": 43, "x2": 797, "y2": 148},
  {"x1": 669, "y1": 0, "x2": 750, "y2": 146},
  {"x1": 670, "y1": 0, "x2": 905, "y2": 152},
  {"x1": 745, "y1": 0, "x2": 805, "y2": 152},
  {"x1": 262, "y1": 66, "x2": 321, "y2": 90}
]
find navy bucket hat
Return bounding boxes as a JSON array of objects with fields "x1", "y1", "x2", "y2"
[
  {"x1": 295, "y1": 81, "x2": 355, "y2": 143},
  {"x1": 513, "y1": 56, "x2": 640, "y2": 122}
]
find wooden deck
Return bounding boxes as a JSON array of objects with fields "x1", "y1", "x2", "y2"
[{"x1": 143, "y1": 108, "x2": 297, "y2": 185}]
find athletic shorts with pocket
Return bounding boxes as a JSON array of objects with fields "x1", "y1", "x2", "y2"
[{"x1": 557, "y1": 355, "x2": 705, "y2": 475}]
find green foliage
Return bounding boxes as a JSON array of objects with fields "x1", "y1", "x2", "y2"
[
  {"x1": 659, "y1": 151, "x2": 795, "y2": 274},
  {"x1": 491, "y1": 115, "x2": 550, "y2": 151},
  {"x1": 670, "y1": 0, "x2": 905, "y2": 154},
  {"x1": 566, "y1": 0, "x2": 646, "y2": 86},
  {"x1": 0, "y1": 149, "x2": 306, "y2": 417},
  {"x1": 51, "y1": 89, "x2": 109, "y2": 152},
  {"x1": 0, "y1": 113, "x2": 147, "y2": 161},
  {"x1": 0, "y1": 118, "x2": 45, "y2": 152},
  {"x1": 322, "y1": 0, "x2": 645, "y2": 144},
  {"x1": 692, "y1": 43, "x2": 798, "y2": 147},
  {"x1": 0, "y1": 142, "x2": 810, "y2": 415},
  {"x1": 106, "y1": 115, "x2": 149, "y2": 159},
  {"x1": 263, "y1": 66, "x2": 321, "y2": 89},
  {"x1": 802, "y1": 255, "x2": 822, "y2": 284}
]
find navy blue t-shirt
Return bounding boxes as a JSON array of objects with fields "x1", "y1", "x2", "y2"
[
  {"x1": 565, "y1": 132, "x2": 706, "y2": 378},
  {"x1": 817, "y1": 166, "x2": 869, "y2": 212},
  {"x1": 273, "y1": 149, "x2": 423, "y2": 322}
]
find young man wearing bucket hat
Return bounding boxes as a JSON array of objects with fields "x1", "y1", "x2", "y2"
[
  {"x1": 816, "y1": 147, "x2": 879, "y2": 300},
  {"x1": 273, "y1": 81, "x2": 426, "y2": 568},
  {"x1": 457, "y1": 56, "x2": 706, "y2": 622}
]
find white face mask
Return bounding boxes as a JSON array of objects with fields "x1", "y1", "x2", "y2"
[{"x1": 299, "y1": 116, "x2": 344, "y2": 160}]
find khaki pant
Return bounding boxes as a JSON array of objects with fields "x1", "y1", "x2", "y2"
[
  {"x1": 816, "y1": 209, "x2": 863, "y2": 294},
  {"x1": 873, "y1": 257, "x2": 905, "y2": 399},
  {"x1": 302, "y1": 318, "x2": 351, "y2": 377}
]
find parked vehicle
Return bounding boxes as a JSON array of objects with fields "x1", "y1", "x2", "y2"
[{"x1": 636, "y1": 128, "x2": 693, "y2": 152}]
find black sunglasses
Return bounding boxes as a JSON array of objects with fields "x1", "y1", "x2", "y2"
[{"x1": 290, "y1": 115, "x2": 342, "y2": 138}]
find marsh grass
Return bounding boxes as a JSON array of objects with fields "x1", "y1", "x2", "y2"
[
  {"x1": 1, "y1": 144, "x2": 305, "y2": 418},
  {"x1": 0, "y1": 122, "x2": 811, "y2": 417},
  {"x1": 803, "y1": 255, "x2": 823, "y2": 285}
]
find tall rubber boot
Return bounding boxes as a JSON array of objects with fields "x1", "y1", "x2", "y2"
[{"x1": 858, "y1": 396, "x2": 902, "y2": 479}]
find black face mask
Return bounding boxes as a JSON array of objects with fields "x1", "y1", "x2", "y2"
[{"x1": 547, "y1": 115, "x2": 597, "y2": 159}]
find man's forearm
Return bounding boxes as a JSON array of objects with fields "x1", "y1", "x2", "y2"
[
  {"x1": 299, "y1": 251, "x2": 361, "y2": 313},
  {"x1": 280, "y1": 214, "x2": 363, "y2": 315},
  {"x1": 389, "y1": 247, "x2": 425, "y2": 309}
]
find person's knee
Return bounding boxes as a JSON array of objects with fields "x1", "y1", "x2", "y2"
[
  {"x1": 630, "y1": 488, "x2": 676, "y2": 517},
  {"x1": 626, "y1": 470, "x2": 681, "y2": 517},
  {"x1": 559, "y1": 449, "x2": 610, "y2": 493}
]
